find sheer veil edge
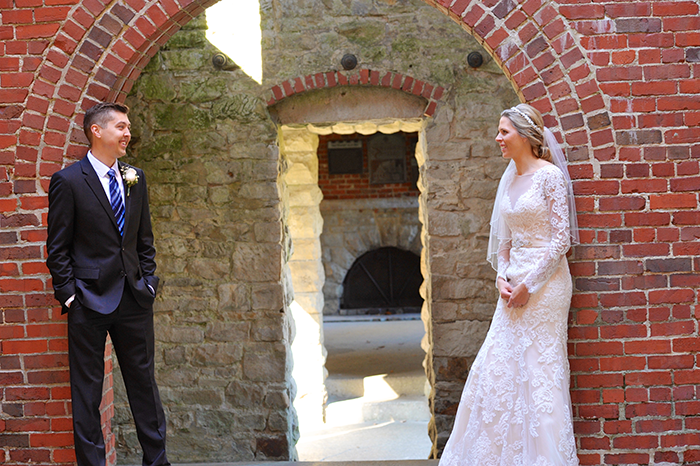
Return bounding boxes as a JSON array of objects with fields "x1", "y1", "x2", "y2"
[{"x1": 486, "y1": 127, "x2": 579, "y2": 271}]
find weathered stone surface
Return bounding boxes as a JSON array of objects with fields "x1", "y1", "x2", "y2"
[
  {"x1": 232, "y1": 243, "x2": 282, "y2": 282},
  {"x1": 288, "y1": 260, "x2": 324, "y2": 293},
  {"x1": 217, "y1": 283, "x2": 251, "y2": 311},
  {"x1": 205, "y1": 322, "x2": 251, "y2": 342},
  {"x1": 243, "y1": 350, "x2": 287, "y2": 382},
  {"x1": 251, "y1": 284, "x2": 285, "y2": 310},
  {"x1": 255, "y1": 435, "x2": 289, "y2": 459},
  {"x1": 120, "y1": 15, "x2": 296, "y2": 463},
  {"x1": 193, "y1": 344, "x2": 243, "y2": 366},
  {"x1": 287, "y1": 186, "x2": 323, "y2": 208},
  {"x1": 251, "y1": 318, "x2": 285, "y2": 342},
  {"x1": 271, "y1": 87, "x2": 428, "y2": 125},
  {"x1": 432, "y1": 321, "x2": 490, "y2": 358},
  {"x1": 156, "y1": 325, "x2": 205, "y2": 344},
  {"x1": 225, "y1": 381, "x2": 266, "y2": 408}
]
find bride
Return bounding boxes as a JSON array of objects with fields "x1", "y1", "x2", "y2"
[{"x1": 438, "y1": 104, "x2": 580, "y2": 466}]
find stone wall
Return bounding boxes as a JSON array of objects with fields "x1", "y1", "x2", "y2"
[
  {"x1": 119, "y1": 16, "x2": 297, "y2": 462},
  {"x1": 421, "y1": 74, "x2": 519, "y2": 454}
]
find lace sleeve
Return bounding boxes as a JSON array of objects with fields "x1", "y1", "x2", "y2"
[
  {"x1": 496, "y1": 234, "x2": 511, "y2": 285},
  {"x1": 522, "y1": 168, "x2": 571, "y2": 294}
]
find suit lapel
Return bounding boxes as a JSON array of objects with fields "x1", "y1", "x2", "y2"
[{"x1": 81, "y1": 156, "x2": 120, "y2": 234}]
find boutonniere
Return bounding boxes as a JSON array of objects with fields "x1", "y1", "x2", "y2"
[{"x1": 120, "y1": 165, "x2": 139, "y2": 196}]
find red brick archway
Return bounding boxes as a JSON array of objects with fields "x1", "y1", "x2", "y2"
[
  {"x1": 26, "y1": 0, "x2": 611, "y2": 167},
  {"x1": 4, "y1": 0, "x2": 700, "y2": 464},
  {"x1": 267, "y1": 70, "x2": 445, "y2": 117}
]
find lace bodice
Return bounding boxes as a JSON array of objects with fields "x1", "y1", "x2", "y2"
[{"x1": 496, "y1": 163, "x2": 571, "y2": 294}]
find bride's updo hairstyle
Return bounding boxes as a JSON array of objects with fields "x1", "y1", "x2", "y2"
[{"x1": 501, "y1": 103, "x2": 552, "y2": 163}]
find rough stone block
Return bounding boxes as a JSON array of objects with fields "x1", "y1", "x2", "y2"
[
  {"x1": 288, "y1": 260, "x2": 324, "y2": 292},
  {"x1": 254, "y1": 222, "x2": 282, "y2": 243},
  {"x1": 432, "y1": 320, "x2": 490, "y2": 358},
  {"x1": 156, "y1": 325, "x2": 205, "y2": 344},
  {"x1": 218, "y1": 283, "x2": 251, "y2": 311},
  {"x1": 252, "y1": 318, "x2": 285, "y2": 342},
  {"x1": 266, "y1": 412, "x2": 289, "y2": 432},
  {"x1": 239, "y1": 182, "x2": 279, "y2": 200},
  {"x1": 225, "y1": 381, "x2": 265, "y2": 408},
  {"x1": 232, "y1": 243, "x2": 281, "y2": 282},
  {"x1": 163, "y1": 346, "x2": 187, "y2": 365},
  {"x1": 205, "y1": 321, "x2": 251, "y2": 342},
  {"x1": 287, "y1": 207, "x2": 323, "y2": 237},
  {"x1": 287, "y1": 185, "x2": 323, "y2": 207},
  {"x1": 284, "y1": 163, "x2": 318, "y2": 185},
  {"x1": 289, "y1": 238, "x2": 322, "y2": 261},
  {"x1": 193, "y1": 343, "x2": 243, "y2": 366},
  {"x1": 255, "y1": 435, "x2": 289, "y2": 459},
  {"x1": 281, "y1": 129, "x2": 319, "y2": 154},
  {"x1": 169, "y1": 388, "x2": 224, "y2": 407},
  {"x1": 251, "y1": 284, "x2": 285, "y2": 310},
  {"x1": 187, "y1": 258, "x2": 230, "y2": 280},
  {"x1": 243, "y1": 350, "x2": 286, "y2": 382},
  {"x1": 292, "y1": 292, "x2": 324, "y2": 317}
]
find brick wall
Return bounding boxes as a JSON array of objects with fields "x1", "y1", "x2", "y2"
[
  {"x1": 1, "y1": 0, "x2": 700, "y2": 464},
  {"x1": 317, "y1": 132, "x2": 420, "y2": 200}
]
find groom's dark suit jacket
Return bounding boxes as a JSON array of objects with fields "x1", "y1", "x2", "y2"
[{"x1": 47, "y1": 156, "x2": 159, "y2": 314}]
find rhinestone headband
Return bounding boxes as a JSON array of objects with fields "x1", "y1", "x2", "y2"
[{"x1": 509, "y1": 106, "x2": 542, "y2": 134}]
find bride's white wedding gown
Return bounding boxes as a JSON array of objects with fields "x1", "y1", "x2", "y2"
[{"x1": 439, "y1": 163, "x2": 579, "y2": 466}]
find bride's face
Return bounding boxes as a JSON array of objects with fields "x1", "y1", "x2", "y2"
[{"x1": 496, "y1": 116, "x2": 531, "y2": 160}]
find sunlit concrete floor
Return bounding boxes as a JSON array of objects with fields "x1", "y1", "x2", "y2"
[{"x1": 296, "y1": 316, "x2": 432, "y2": 461}]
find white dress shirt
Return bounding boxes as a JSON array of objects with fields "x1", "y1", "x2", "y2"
[{"x1": 87, "y1": 151, "x2": 125, "y2": 204}]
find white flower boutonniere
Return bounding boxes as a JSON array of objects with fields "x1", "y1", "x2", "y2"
[{"x1": 120, "y1": 166, "x2": 139, "y2": 196}]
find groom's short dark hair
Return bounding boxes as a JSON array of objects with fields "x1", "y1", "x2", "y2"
[{"x1": 83, "y1": 102, "x2": 129, "y2": 144}]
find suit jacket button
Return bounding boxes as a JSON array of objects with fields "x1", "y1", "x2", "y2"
[{"x1": 120, "y1": 271, "x2": 126, "y2": 277}]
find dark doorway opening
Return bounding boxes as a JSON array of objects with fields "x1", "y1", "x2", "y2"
[{"x1": 341, "y1": 247, "x2": 422, "y2": 314}]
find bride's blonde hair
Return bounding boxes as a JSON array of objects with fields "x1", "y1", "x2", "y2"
[{"x1": 502, "y1": 104, "x2": 551, "y2": 162}]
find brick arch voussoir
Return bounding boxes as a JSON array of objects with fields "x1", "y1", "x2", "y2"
[
  {"x1": 424, "y1": 0, "x2": 614, "y2": 162},
  {"x1": 267, "y1": 70, "x2": 446, "y2": 117},
  {"x1": 34, "y1": 0, "x2": 222, "y2": 178}
]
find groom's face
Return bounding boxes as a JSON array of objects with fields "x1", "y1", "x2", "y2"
[{"x1": 93, "y1": 110, "x2": 131, "y2": 159}]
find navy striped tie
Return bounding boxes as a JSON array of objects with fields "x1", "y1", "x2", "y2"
[{"x1": 107, "y1": 169, "x2": 125, "y2": 237}]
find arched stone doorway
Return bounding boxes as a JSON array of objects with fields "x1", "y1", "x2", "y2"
[{"x1": 276, "y1": 106, "x2": 430, "y2": 442}]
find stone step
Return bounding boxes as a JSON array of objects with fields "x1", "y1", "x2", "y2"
[
  {"x1": 296, "y1": 424, "x2": 434, "y2": 461},
  {"x1": 325, "y1": 395, "x2": 430, "y2": 426},
  {"x1": 326, "y1": 370, "x2": 428, "y2": 400},
  {"x1": 172, "y1": 461, "x2": 438, "y2": 466}
]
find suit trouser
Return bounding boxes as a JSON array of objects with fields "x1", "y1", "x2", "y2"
[{"x1": 68, "y1": 285, "x2": 169, "y2": 466}]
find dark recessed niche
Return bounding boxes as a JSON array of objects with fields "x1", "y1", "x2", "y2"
[{"x1": 327, "y1": 140, "x2": 363, "y2": 175}]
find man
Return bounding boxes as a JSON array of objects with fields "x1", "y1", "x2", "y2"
[{"x1": 46, "y1": 102, "x2": 169, "y2": 466}]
